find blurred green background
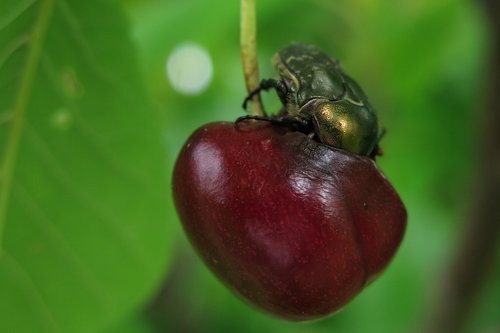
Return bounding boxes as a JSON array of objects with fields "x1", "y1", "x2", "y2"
[{"x1": 0, "y1": 0, "x2": 498, "y2": 332}]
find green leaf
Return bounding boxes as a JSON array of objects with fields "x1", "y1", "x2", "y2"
[
  {"x1": 101, "y1": 313, "x2": 157, "y2": 333},
  {"x1": 0, "y1": 0, "x2": 174, "y2": 332}
]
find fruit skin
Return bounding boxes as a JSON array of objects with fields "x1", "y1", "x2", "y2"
[{"x1": 173, "y1": 120, "x2": 406, "y2": 321}]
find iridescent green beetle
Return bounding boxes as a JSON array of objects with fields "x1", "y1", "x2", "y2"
[{"x1": 241, "y1": 43, "x2": 380, "y2": 156}]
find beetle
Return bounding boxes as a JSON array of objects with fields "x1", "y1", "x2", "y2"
[{"x1": 240, "y1": 43, "x2": 381, "y2": 156}]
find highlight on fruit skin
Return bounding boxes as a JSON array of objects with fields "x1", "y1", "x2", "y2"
[{"x1": 172, "y1": 120, "x2": 407, "y2": 321}]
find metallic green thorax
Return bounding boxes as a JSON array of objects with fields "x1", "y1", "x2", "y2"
[{"x1": 273, "y1": 43, "x2": 379, "y2": 156}]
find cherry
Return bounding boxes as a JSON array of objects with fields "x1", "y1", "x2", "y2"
[{"x1": 173, "y1": 120, "x2": 406, "y2": 321}]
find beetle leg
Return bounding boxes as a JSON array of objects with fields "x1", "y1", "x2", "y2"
[
  {"x1": 242, "y1": 79, "x2": 287, "y2": 110},
  {"x1": 235, "y1": 115, "x2": 271, "y2": 124},
  {"x1": 273, "y1": 115, "x2": 310, "y2": 127},
  {"x1": 236, "y1": 114, "x2": 310, "y2": 131}
]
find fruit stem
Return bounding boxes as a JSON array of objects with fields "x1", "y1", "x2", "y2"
[{"x1": 240, "y1": 0, "x2": 265, "y2": 116}]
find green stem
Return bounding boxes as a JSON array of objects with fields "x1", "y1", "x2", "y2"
[
  {"x1": 0, "y1": 0, "x2": 55, "y2": 251},
  {"x1": 240, "y1": 0, "x2": 264, "y2": 116}
]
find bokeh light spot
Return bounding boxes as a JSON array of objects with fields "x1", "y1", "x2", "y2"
[{"x1": 166, "y1": 42, "x2": 213, "y2": 95}]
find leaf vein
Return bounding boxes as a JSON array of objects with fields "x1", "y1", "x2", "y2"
[
  {"x1": 13, "y1": 182, "x2": 116, "y2": 314},
  {"x1": 0, "y1": 250, "x2": 60, "y2": 333},
  {"x1": 24, "y1": 123, "x2": 155, "y2": 273},
  {"x1": 0, "y1": 34, "x2": 31, "y2": 71},
  {"x1": 0, "y1": 0, "x2": 37, "y2": 31},
  {"x1": 0, "y1": 0, "x2": 56, "y2": 250},
  {"x1": 56, "y1": 0, "x2": 114, "y2": 83}
]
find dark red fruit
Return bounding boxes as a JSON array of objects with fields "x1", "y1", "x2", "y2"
[{"x1": 173, "y1": 120, "x2": 406, "y2": 321}]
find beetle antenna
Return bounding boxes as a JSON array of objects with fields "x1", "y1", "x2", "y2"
[
  {"x1": 369, "y1": 128, "x2": 387, "y2": 159},
  {"x1": 376, "y1": 128, "x2": 387, "y2": 144}
]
